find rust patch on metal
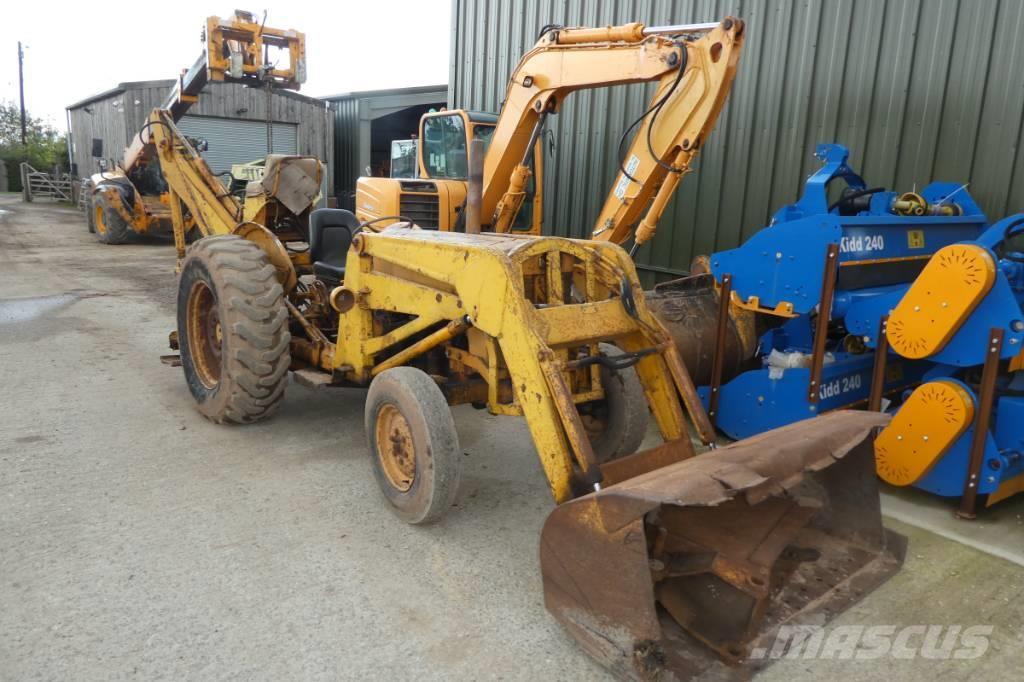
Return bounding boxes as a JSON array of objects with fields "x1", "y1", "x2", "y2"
[{"x1": 646, "y1": 274, "x2": 761, "y2": 387}]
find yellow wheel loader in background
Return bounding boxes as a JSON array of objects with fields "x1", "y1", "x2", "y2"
[
  {"x1": 157, "y1": 17, "x2": 903, "y2": 679},
  {"x1": 85, "y1": 11, "x2": 314, "y2": 245}
]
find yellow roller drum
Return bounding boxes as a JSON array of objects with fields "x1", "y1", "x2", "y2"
[
  {"x1": 886, "y1": 244, "x2": 995, "y2": 359},
  {"x1": 875, "y1": 380, "x2": 975, "y2": 486}
]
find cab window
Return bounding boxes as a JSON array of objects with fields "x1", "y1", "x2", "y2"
[
  {"x1": 471, "y1": 124, "x2": 495, "y2": 155},
  {"x1": 468, "y1": 122, "x2": 534, "y2": 230},
  {"x1": 422, "y1": 115, "x2": 537, "y2": 231},
  {"x1": 423, "y1": 114, "x2": 468, "y2": 179}
]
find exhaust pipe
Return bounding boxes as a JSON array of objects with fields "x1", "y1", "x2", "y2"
[{"x1": 465, "y1": 138, "x2": 484, "y2": 234}]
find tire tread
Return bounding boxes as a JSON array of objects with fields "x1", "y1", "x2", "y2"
[{"x1": 177, "y1": 236, "x2": 291, "y2": 424}]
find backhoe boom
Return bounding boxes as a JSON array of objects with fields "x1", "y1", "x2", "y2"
[{"x1": 487, "y1": 19, "x2": 743, "y2": 244}]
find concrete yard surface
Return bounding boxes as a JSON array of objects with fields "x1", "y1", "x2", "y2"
[{"x1": 1, "y1": 195, "x2": 1021, "y2": 680}]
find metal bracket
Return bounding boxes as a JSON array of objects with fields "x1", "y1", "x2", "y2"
[
  {"x1": 956, "y1": 327, "x2": 1004, "y2": 520},
  {"x1": 808, "y1": 243, "x2": 840, "y2": 403}
]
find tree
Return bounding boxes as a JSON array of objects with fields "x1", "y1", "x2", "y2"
[{"x1": 0, "y1": 100, "x2": 68, "y2": 182}]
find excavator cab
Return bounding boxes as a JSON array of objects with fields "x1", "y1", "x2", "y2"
[{"x1": 356, "y1": 109, "x2": 543, "y2": 233}]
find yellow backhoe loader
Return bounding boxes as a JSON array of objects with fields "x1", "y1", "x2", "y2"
[
  {"x1": 84, "y1": 11, "x2": 313, "y2": 245},
  {"x1": 163, "y1": 17, "x2": 903, "y2": 679}
]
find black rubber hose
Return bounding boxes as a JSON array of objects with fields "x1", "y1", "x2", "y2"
[
  {"x1": 1002, "y1": 216, "x2": 1024, "y2": 241},
  {"x1": 828, "y1": 186, "x2": 884, "y2": 212},
  {"x1": 357, "y1": 215, "x2": 416, "y2": 233},
  {"x1": 999, "y1": 216, "x2": 1024, "y2": 262},
  {"x1": 644, "y1": 43, "x2": 689, "y2": 175},
  {"x1": 615, "y1": 42, "x2": 688, "y2": 182},
  {"x1": 537, "y1": 23, "x2": 564, "y2": 39}
]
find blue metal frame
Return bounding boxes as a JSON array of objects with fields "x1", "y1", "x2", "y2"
[
  {"x1": 710, "y1": 144, "x2": 986, "y2": 315},
  {"x1": 702, "y1": 143, "x2": 1024, "y2": 503}
]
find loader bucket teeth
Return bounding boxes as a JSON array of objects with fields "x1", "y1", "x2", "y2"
[{"x1": 540, "y1": 411, "x2": 906, "y2": 679}]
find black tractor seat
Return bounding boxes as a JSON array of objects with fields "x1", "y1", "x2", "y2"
[{"x1": 309, "y1": 208, "x2": 359, "y2": 285}]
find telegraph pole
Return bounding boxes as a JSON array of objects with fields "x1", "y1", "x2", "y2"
[{"x1": 18, "y1": 41, "x2": 27, "y2": 145}]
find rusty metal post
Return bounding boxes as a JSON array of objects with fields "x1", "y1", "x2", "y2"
[
  {"x1": 707, "y1": 274, "x2": 733, "y2": 424},
  {"x1": 808, "y1": 243, "x2": 840, "y2": 403},
  {"x1": 663, "y1": 345, "x2": 717, "y2": 446},
  {"x1": 956, "y1": 327, "x2": 1004, "y2": 520},
  {"x1": 20, "y1": 162, "x2": 31, "y2": 202},
  {"x1": 465, "y1": 138, "x2": 484, "y2": 234},
  {"x1": 868, "y1": 315, "x2": 890, "y2": 412}
]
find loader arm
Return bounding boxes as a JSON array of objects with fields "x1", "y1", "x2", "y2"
[
  {"x1": 145, "y1": 109, "x2": 241, "y2": 246},
  {"x1": 485, "y1": 18, "x2": 743, "y2": 244}
]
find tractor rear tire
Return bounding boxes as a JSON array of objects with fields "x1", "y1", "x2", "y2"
[
  {"x1": 177, "y1": 235, "x2": 291, "y2": 424},
  {"x1": 94, "y1": 193, "x2": 132, "y2": 245},
  {"x1": 581, "y1": 343, "x2": 650, "y2": 462},
  {"x1": 365, "y1": 367, "x2": 462, "y2": 524}
]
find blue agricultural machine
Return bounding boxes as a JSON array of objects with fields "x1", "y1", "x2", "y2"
[{"x1": 682, "y1": 143, "x2": 1024, "y2": 516}]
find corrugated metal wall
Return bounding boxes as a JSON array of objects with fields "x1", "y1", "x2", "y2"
[
  {"x1": 327, "y1": 86, "x2": 448, "y2": 201},
  {"x1": 450, "y1": 0, "x2": 1024, "y2": 281},
  {"x1": 176, "y1": 117, "x2": 298, "y2": 173},
  {"x1": 331, "y1": 97, "x2": 361, "y2": 202}
]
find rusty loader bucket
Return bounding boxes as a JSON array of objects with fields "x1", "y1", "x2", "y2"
[{"x1": 541, "y1": 411, "x2": 906, "y2": 680}]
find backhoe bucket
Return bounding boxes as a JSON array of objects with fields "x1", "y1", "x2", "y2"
[{"x1": 541, "y1": 411, "x2": 905, "y2": 680}]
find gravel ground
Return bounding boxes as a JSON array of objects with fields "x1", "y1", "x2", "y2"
[{"x1": 1, "y1": 195, "x2": 1020, "y2": 681}]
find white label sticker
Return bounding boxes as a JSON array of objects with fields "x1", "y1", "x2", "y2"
[
  {"x1": 839, "y1": 234, "x2": 885, "y2": 253},
  {"x1": 818, "y1": 373, "x2": 863, "y2": 400},
  {"x1": 614, "y1": 155, "x2": 641, "y2": 200}
]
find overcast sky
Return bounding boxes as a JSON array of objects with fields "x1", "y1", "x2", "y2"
[{"x1": 3, "y1": 1, "x2": 452, "y2": 128}]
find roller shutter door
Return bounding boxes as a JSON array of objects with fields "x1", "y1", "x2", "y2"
[{"x1": 177, "y1": 115, "x2": 298, "y2": 174}]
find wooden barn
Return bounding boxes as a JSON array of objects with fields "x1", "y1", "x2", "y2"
[{"x1": 66, "y1": 79, "x2": 334, "y2": 197}]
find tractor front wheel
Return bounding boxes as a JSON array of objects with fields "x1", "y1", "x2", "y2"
[
  {"x1": 93, "y1": 193, "x2": 132, "y2": 244},
  {"x1": 177, "y1": 235, "x2": 291, "y2": 423},
  {"x1": 579, "y1": 344, "x2": 650, "y2": 462},
  {"x1": 365, "y1": 367, "x2": 463, "y2": 524}
]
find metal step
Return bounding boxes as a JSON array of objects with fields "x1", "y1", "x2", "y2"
[{"x1": 292, "y1": 368, "x2": 335, "y2": 390}]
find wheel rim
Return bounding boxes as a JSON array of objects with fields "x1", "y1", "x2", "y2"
[
  {"x1": 186, "y1": 281, "x2": 223, "y2": 389},
  {"x1": 375, "y1": 404, "x2": 416, "y2": 492},
  {"x1": 94, "y1": 205, "x2": 106, "y2": 234}
]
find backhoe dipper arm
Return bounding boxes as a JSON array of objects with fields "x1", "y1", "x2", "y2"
[
  {"x1": 486, "y1": 18, "x2": 743, "y2": 240},
  {"x1": 592, "y1": 19, "x2": 743, "y2": 247}
]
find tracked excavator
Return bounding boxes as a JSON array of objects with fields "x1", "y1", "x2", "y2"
[
  {"x1": 84, "y1": 11, "x2": 320, "y2": 247},
  {"x1": 165, "y1": 17, "x2": 903, "y2": 679}
]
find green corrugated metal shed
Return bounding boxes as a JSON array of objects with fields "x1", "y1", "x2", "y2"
[
  {"x1": 449, "y1": 0, "x2": 1024, "y2": 281},
  {"x1": 325, "y1": 85, "x2": 448, "y2": 204}
]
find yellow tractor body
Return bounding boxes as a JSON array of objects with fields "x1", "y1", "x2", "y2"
[{"x1": 170, "y1": 218, "x2": 904, "y2": 678}]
